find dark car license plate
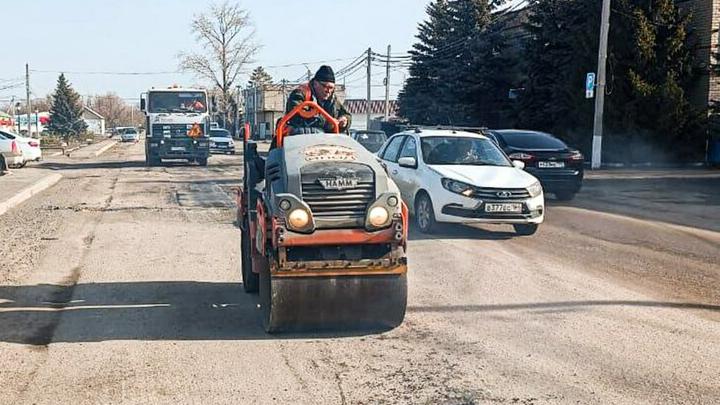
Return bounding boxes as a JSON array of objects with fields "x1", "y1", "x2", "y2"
[{"x1": 538, "y1": 161, "x2": 565, "y2": 168}]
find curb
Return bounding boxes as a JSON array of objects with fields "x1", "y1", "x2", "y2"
[
  {"x1": 92, "y1": 140, "x2": 118, "y2": 157},
  {"x1": 47, "y1": 146, "x2": 81, "y2": 157},
  {"x1": 0, "y1": 173, "x2": 63, "y2": 217},
  {"x1": 69, "y1": 140, "x2": 117, "y2": 159}
]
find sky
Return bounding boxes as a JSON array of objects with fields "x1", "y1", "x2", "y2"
[{"x1": 0, "y1": 0, "x2": 433, "y2": 105}]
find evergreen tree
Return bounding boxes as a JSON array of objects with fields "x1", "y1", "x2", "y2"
[
  {"x1": 47, "y1": 74, "x2": 87, "y2": 138},
  {"x1": 517, "y1": 0, "x2": 599, "y2": 144},
  {"x1": 398, "y1": 0, "x2": 455, "y2": 124},
  {"x1": 248, "y1": 66, "x2": 274, "y2": 88},
  {"x1": 399, "y1": 0, "x2": 508, "y2": 125},
  {"x1": 518, "y1": 0, "x2": 701, "y2": 162}
]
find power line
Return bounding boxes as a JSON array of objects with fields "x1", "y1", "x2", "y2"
[
  {"x1": 263, "y1": 56, "x2": 361, "y2": 69},
  {"x1": 30, "y1": 69, "x2": 181, "y2": 76}
]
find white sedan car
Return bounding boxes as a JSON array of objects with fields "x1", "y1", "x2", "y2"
[
  {"x1": 0, "y1": 130, "x2": 41, "y2": 166},
  {"x1": 377, "y1": 129, "x2": 544, "y2": 235}
]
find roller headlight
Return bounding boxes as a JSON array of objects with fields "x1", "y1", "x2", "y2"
[
  {"x1": 387, "y1": 195, "x2": 399, "y2": 207},
  {"x1": 288, "y1": 209, "x2": 310, "y2": 229},
  {"x1": 368, "y1": 206, "x2": 390, "y2": 227},
  {"x1": 441, "y1": 178, "x2": 474, "y2": 197},
  {"x1": 527, "y1": 181, "x2": 543, "y2": 198}
]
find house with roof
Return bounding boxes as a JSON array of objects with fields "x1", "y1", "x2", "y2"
[
  {"x1": 344, "y1": 99, "x2": 399, "y2": 130},
  {"x1": 82, "y1": 106, "x2": 105, "y2": 135}
]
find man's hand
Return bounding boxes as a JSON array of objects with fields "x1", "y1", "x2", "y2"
[{"x1": 338, "y1": 116, "x2": 349, "y2": 129}]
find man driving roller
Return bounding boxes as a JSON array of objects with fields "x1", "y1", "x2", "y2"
[{"x1": 284, "y1": 65, "x2": 352, "y2": 135}]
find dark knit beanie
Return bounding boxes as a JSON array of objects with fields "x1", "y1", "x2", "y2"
[{"x1": 313, "y1": 65, "x2": 336, "y2": 83}]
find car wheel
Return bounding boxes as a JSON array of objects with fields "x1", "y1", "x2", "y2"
[
  {"x1": 415, "y1": 193, "x2": 438, "y2": 234},
  {"x1": 197, "y1": 157, "x2": 208, "y2": 166},
  {"x1": 513, "y1": 223, "x2": 539, "y2": 236},
  {"x1": 555, "y1": 191, "x2": 576, "y2": 201}
]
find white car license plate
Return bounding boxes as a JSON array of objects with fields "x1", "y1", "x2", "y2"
[
  {"x1": 171, "y1": 146, "x2": 185, "y2": 152},
  {"x1": 485, "y1": 203, "x2": 522, "y2": 213},
  {"x1": 538, "y1": 161, "x2": 565, "y2": 168}
]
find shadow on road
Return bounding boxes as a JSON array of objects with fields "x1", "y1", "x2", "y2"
[
  {"x1": 36, "y1": 160, "x2": 149, "y2": 171},
  {"x1": 0, "y1": 281, "x2": 390, "y2": 345},
  {"x1": 545, "y1": 177, "x2": 720, "y2": 233},
  {"x1": 408, "y1": 223, "x2": 517, "y2": 241}
]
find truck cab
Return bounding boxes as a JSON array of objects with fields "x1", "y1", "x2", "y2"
[{"x1": 141, "y1": 88, "x2": 211, "y2": 166}]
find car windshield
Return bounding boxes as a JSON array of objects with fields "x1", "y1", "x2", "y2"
[
  {"x1": 499, "y1": 131, "x2": 567, "y2": 149},
  {"x1": 211, "y1": 129, "x2": 230, "y2": 138},
  {"x1": 148, "y1": 92, "x2": 207, "y2": 113},
  {"x1": 421, "y1": 136, "x2": 511, "y2": 166}
]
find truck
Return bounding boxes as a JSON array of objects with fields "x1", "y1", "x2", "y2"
[
  {"x1": 239, "y1": 101, "x2": 409, "y2": 332},
  {"x1": 140, "y1": 87, "x2": 212, "y2": 166}
]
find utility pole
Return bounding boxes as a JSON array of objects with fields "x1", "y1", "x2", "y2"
[
  {"x1": 25, "y1": 63, "x2": 31, "y2": 136},
  {"x1": 384, "y1": 45, "x2": 391, "y2": 121},
  {"x1": 366, "y1": 47, "x2": 372, "y2": 129},
  {"x1": 235, "y1": 85, "x2": 241, "y2": 139},
  {"x1": 591, "y1": 0, "x2": 611, "y2": 169}
]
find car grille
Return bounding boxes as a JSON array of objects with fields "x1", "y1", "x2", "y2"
[{"x1": 471, "y1": 187, "x2": 530, "y2": 201}]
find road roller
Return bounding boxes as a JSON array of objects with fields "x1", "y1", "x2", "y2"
[{"x1": 237, "y1": 101, "x2": 408, "y2": 332}]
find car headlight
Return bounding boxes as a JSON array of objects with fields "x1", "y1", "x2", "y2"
[
  {"x1": 368, "y1": 206, "x2": 389, "y2": 227},
  {"x1": 288, "y1": 209, "x2": 310, "y2": 229},
  {"x1": 441, "y1": 178, "x2": 474, "y2": 197},
  {"x1": 527, "y1": 182, "x2": 543, "y2": 198}
]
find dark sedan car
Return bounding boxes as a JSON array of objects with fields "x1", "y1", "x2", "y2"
[
  {"x1": 350, "y1": 130, "x2": 387, "y2": 153},
  {"x1": 486, "y1": 130, "x2": 584, "y2": 200}
]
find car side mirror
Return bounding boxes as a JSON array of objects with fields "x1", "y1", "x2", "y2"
[
  {"x1": 140, "y1": 98, "x2": 146, "y2": 112},
  {"x1": 398, "y1": 157, "x2": 417, "y2": 169},
  {"x1": 512, "y1": 160, "x2": 525, "y2": 169}
]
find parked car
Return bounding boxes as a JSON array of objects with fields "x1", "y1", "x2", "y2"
[
  {"x1": 377, "y1": 129, "x2": 544, "y2": 235},
  {"x1": 486, "y1": 129, "x2": 584, "y2": 201},
  {"x1": 209, "y1": 128, "x2": 235, "y2": 154},
  {"x1": 350, "y1": 130, "x2": 387, "y2": 153},
  {"x1": 0, "y1": 130, "x2": 42, "y2": 166},
  {"x1": 118, "y1": 127, "x2": 140, "y2": 142},
  {"x1": 0, "y1": 134, "x2": 24, "y2": 168}
]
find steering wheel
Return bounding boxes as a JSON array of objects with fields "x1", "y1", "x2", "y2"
[{"x1": 275, "y1": 101, "x2": 340, "y2": 148}]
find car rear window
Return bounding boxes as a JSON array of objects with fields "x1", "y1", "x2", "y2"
[
  {"x1": 355, "y1": 132, "x2": 386, "y2": 143},
  {"x1": 211, "y1": 129, "x2": 231, "y2": 137},
  {"x1": 500, "y1": 132, "x2": 567, "y2": 149}
]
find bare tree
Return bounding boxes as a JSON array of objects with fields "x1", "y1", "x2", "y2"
[
  {"x1": 92, "y1": 93, "x2": 136, "y2": 130},
  {"x1": 178, "y1": 1, "x2": 259, "y2": 125}
]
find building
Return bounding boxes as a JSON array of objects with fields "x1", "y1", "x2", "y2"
[
  {"x1": 82, "y1": 106, "x2": 106, "y2": 135},
  {"x1": 13, "y1": 112, "x2": 50, "y2": 136},
  {"x1": 344, "y1": 99, "x2": 399, "y2": 130},
  {"x1": 677, "y1": 0, "x2": 720, "y2": 108},
  {"x1": 243, "y1": 83, "x2": 347, "y2": 139}
]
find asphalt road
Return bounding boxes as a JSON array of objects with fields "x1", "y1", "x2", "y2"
[{"x1": 1, "y1": 141, "x2": 718, "y2": 404}]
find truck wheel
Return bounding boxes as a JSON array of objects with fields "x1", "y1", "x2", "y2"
[
  {"x1": 197, "y1": 157, "x2": 208, "y2": 166},
  {"x1": 241, "y1": 217, "x2": 259, "y2": 293},
  {"x1": 415, "y1": 193, "x2": 438, "y2": 234},
  {"x1": 513, "y1": 223, "x2": 539, "y2": 236}
]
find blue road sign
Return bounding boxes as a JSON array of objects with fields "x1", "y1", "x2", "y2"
[{"x1": 586, "y1": 73, "x2": 596, "y2": 99}]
